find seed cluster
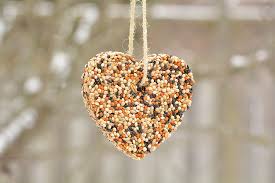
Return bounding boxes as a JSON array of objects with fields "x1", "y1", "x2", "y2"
[{"x1": 81, "y1": 51, "x2": 195, "y2": 160}]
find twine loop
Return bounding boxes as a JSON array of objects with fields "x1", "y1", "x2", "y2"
[{"x1": 128, "y1": 0, "x2": 148, "y2": 86}]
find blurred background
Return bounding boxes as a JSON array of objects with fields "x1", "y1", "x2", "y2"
[{"x1": 0, "y1": 0, "x2": 275, "y2": 183}]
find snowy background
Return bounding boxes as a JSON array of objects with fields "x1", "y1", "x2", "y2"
[{"x1": 0, "y1": 0, "x2": 275, "y2": 183}]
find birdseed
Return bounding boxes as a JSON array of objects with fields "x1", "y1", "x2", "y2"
[{"x1": 81, "y1": 51, "x2": 195, "y2": 160}]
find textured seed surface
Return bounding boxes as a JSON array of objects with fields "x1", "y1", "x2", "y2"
[{"x1": 81, "y1": 51, "x2": 195, "y2": 160}]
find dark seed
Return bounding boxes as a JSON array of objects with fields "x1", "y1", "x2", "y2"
[
  {"x1": 147, "y1": 73, "x2": 152, "y2": 80},
  {"x1": 172, "y1": 98, "x2": 177, "y2": 104},
  {"x1": 98, "y1": 113, "x2": 104, "y2": 119},
  {"x1": 130, "y1": 91, "x2": 137, "y2": 97},
  {"x1": 178, "y1": 110, "x2": 184, "y2": 116},
  {"x1": 105, "y1": 127, "x2": 112, "y2": 132},
  {"x1": 137, "y1": 124, "x2": 143, "y2": 133},
  {"x1": 154, "y1": 111, "x2": 159, "y2": 117},
  {"x1": 116, "y1": 91, "x2": 119, "y2": 97},
  {"x1": 140, "y1": 95, "x2": 144, "y2": 100},
  {"x1": 158, "y1": 138, "x2": 163, "y2": 144},
  {"x1": 144, "y1": 102, "x2": 151, "y2": 107},
  {"x1": 130, "y1": 130, "x2": 136, "y2": 136},
  {"x1": 95, "y1": 78, "x2": 101, "y2": 85},
  {"x1": 185, "y1": 78, "x2": 192, "y2": 83},
  {"x1": 83, "y1": 92, "x2": 88, "y2": 99},
  {"x1": 184, "y1": 65, "x2": 191, "y2": 74},
  {"x1": 129, "y1": 103, "x2": 137, "y2": 107},
  {"x1": 137, "y1": 86, "x2": 145, "y2": 92},
  {"x1": 150, "y1": 114, "x2": 156, "y2": 119},
  {"x1": 106, "y1": 79, "x2": 113, "y2": 84},
  {"x1": 97, "y1": 63, "x2": 102, "y2": 69},
  {"x1": 153, "y1": 104, "x2": 159, "y2": 109}
]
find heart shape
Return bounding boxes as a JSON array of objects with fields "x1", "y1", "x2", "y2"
[{"x1": 81, "y1": 51, "x2": 195, "y2": 160}]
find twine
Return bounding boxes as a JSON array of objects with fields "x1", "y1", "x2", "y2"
[
  {"x1": 128, "y1": 0, "x2": 149, "y2": 86},
  {"x1": 141, "y1": 0, "x2": 148, "y2": 85},
  {"x1": 128, "y1": 0, "x2": 136, "y2": 55}
]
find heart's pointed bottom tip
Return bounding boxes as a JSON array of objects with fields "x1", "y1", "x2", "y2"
[
  {"x1": 131, "y1": 157, "x2": 143, "y2": 160},
  {"x1": 115, "y1": 143, "x2": 150, "y2": 160},
  {"x1": 126, "y1": 153, "x2": 147, "y2": 160}
]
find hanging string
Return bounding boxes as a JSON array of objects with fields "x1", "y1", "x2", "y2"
[
  {"x1": 128, "y1": 0, "x2": 136, "y2": 55},
  {"x1": 128, "y1": 0, "x2": 149, "y2": 86},
  {"x1": 140, "y1": 0, "x2": 148, "y2": 85}
]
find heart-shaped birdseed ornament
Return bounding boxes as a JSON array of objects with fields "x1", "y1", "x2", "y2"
[{"x1": 81, "y1": 51, "x2": 195, "y2": 160}]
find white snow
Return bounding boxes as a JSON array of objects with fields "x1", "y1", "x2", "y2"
[
  {"x1": 230, "y1": 55, "x2": 249, "y2": 68},
  {"x1": 255, "y1": 49, "x2": 269, "y2": 62},
  {"x1": 24, "y1": 77, "x2": 43, "y2": 95},
  {"x1": 73, "y1": 5, "x2": 99, "y2": 44},
  {"x1": 152, "y1": 5, "x2": 219, "y2": 21},
  {"x1": 33, "y1": 1, "x2": 54, "y2": 17},
  {"x1": 50, "y1": 52, "x2": 71, "y2": 78},
  {"x1": 2, "y1": 1, "x2": 21, "y2": 22},
  {"x1": 0, "y1": 108, "x2": 37, "y2": 154},
  {"x1": 0, "y1": 19, "x2": 7, "y2": 43}
]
